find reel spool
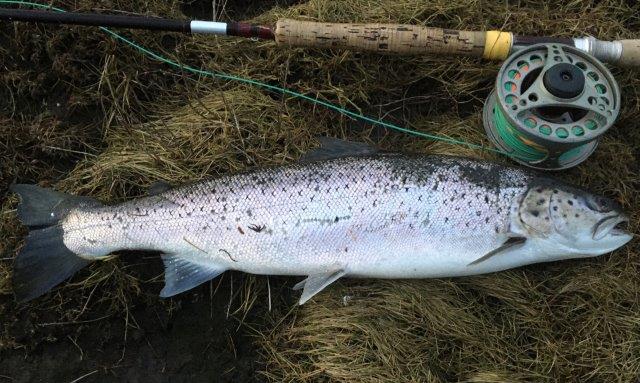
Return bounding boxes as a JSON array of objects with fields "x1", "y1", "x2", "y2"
[{"x1": 483, "y1": 43, "x2": 620, "y2": 170}]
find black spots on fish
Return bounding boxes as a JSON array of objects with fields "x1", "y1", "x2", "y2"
[
  {"x1": 563, "y1": 214, "x2": 567, "y2": 218},
  {"x1": 344, "y1": 247, "x2": 348, "y2": 253},
  {"x1": 495, "y1": 226, "x2": 500, "y2": 233},
  {"x1": 334, "y1": 216, "x2": 340, "y2": 223},
  {"x1": 553, "y1": 206, "x2": 558, "y2": 211},
  {"x1": 476, "y1": 211, "x2": 481, "y2": 216},
  {"x1": 530, "y1": 210, "x2": 540, "y2": 217},
  {"x1": 248, "y1": 224, "x2": 265, "y2": 233},
  {"x1": 568, "y1": 200, "x2": 574, "y2": 206},
  {"x1": 465, "y1": 222, "x2": 470, "y2": 227},
  {"x1": 484, "y1": 196, "x2": 489, "y2": 203},
  {"x1": 537, "y1": 199, "x2": 545, "y2": 206},
  {"x1": 444, "y1": 217, "x2": 449, "y2": 223},
  {"x1": 246, "y1": 209, "x2": 253, "y2": 217},
  {"x1": 220, "y1": 215, "x2": 226, "y2": 221},
  {"x1": 117, "y1": 216, "x2": 123, "y2": 223},
  {"x1": 373, "y1": 200, "x2": 378, "y2": 207},
  {"x1": 418, "y1": 195, "x2": 423, "y2": 202},
  {"x1": 461, "y1": 193, "x2": 466, "y2": 198},
  {"x1": 537, "y1": 188, "x2": 543, "y2": 193},
  {"x1": 485, "y1": 217, "x2": 490, "y2": 224}
]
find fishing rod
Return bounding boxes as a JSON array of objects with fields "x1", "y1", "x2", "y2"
[{"x1": 1, "y1": 8, "x2": 639, "y2": 67}]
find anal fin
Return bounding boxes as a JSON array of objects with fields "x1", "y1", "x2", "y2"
[
  {"x1": 468, "y1": 237, "x2": 527, "y2": 266},
  {"x1": 294, "y1": 267, "x2": 346, "y2": 305},
  {"x1": 160, "y1": 255, "x2": 225, "y2": 297}
]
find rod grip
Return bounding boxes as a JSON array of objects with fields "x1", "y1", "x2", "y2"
[
  {"x1": 274, "y1": 18, "x2": 486, "y2": 57},
  {"x1": 619, "y1": 39, "x2": 640, "y2": 67}
]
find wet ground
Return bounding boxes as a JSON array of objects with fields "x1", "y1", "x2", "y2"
[{"x1": 0, "y1": 266, "x2": 291, "y2": 382}]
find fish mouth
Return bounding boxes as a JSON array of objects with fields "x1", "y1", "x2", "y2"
[{"x1": 592, "y1": 215, "x2": 630, "y2": 240}]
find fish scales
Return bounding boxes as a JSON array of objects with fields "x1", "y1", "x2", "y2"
[
  {"x1": 62, "y1": 155, "x2": 531, "y2": 278},
  {"x1": 10, "y1": 142, "x2": 632, "y2": 303}
]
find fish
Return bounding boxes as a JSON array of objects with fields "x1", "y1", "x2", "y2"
[{"x1": 9, "y1": 138, "x2": 633, "y2": 304}]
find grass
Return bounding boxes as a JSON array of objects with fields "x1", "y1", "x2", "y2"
[{"x1": 1, "y1": 0, "x2": 639, "y2": 381}]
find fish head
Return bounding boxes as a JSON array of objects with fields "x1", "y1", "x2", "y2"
[{"x1": 517, "y1": 182, "x2": 632, "y2": 258}]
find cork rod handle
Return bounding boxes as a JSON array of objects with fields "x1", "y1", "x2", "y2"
[
  {"x1": 274, "y1": 19, "x2": 488, "y2": 57},
  {"x1": 619, "y1": 40, "x2": 640, "y2": 67}
]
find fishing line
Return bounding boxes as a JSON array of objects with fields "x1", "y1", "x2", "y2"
[{"x1": 1, "y1": 0, "x2": 521, "y2": 157}]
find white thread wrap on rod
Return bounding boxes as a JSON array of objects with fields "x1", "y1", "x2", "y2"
[
  {"x1": 573, "y1": 37, "x2": 622, "y2": 63},
  {"x1": 190, "y1": 20, "x2": 227, "y2": 35}
]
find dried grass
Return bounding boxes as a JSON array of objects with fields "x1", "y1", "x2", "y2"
[{"x1": 0, "y1": 0, "x2": 639, "y2": 380}]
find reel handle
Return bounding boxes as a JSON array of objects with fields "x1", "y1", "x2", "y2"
[
  {"x1": 274, "y1": 18, "x2": 488, "y2": 57},
  {"x1": 619, "y1": 39, "x2": 640, "y2": 67}
]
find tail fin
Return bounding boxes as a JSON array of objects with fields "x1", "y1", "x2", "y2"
[{"x1": 10, "y1": 184, "x2": 100, "y2": 302}]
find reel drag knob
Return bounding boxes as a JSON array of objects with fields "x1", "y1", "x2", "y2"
[{"x1": 543, "y1": 63, "x2": 585, "y2": 99}]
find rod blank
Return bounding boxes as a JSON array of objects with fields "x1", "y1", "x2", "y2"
[{"x1": 0, "y1": 8, "x2": 190, "y2": 32}]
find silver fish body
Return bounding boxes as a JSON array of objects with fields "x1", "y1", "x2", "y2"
[{"x1": 11, "y1": 142, "x2": 633, "y2": 303}]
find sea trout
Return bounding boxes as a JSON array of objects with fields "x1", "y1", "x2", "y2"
[{"x1": 10, "y1": 139, "x2": 633, "y2": 304}]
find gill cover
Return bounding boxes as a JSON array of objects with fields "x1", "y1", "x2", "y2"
[{"x1": 518, "y1": 186, "x2": 555, "y2": 237}]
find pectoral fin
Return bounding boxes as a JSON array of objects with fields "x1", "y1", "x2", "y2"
[
  {"x1": 468, "y1": 237, "x2": 527, "y2": 266},
  {"x1": 293, "y1": 267, "x2": 346, "y2": 305},
  {"x1": 160, "y1": 255, "x2": 226, "y2": 297}
]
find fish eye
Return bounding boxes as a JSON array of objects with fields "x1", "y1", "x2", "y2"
[
  {"x1": 597, "y1": 198, "x2": 613, "y2": 212},
  {"x1": 586, "y1": 196, "x2": 613, "y2": 213}
]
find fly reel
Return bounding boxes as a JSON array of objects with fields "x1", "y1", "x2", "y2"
[{"x1": 483, "y1": 43, "x2": 620, "y2": 170}]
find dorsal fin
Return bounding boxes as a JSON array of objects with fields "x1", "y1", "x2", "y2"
[
  {"x1": 148, "y1": 181, "x2": 173, "y2": 196},
  {"x1": 300, "y1": 137, "x2": 378, "y2": 163}
]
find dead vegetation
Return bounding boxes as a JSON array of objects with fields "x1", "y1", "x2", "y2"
[{"x1": 0, "y1": 0, "x2": 639, "y2": 381}]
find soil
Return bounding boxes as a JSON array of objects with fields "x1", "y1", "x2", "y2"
[{"x1": 0, "y1": 266, "x2": 295, "y2": 382}]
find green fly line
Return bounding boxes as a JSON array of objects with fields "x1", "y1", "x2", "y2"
[
  {"x1": 492, "y1": 105, "x2": 547, "y2": 162},
  {"x1": 1, "y1": 0, "x2": 523, "y2": 158}
]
